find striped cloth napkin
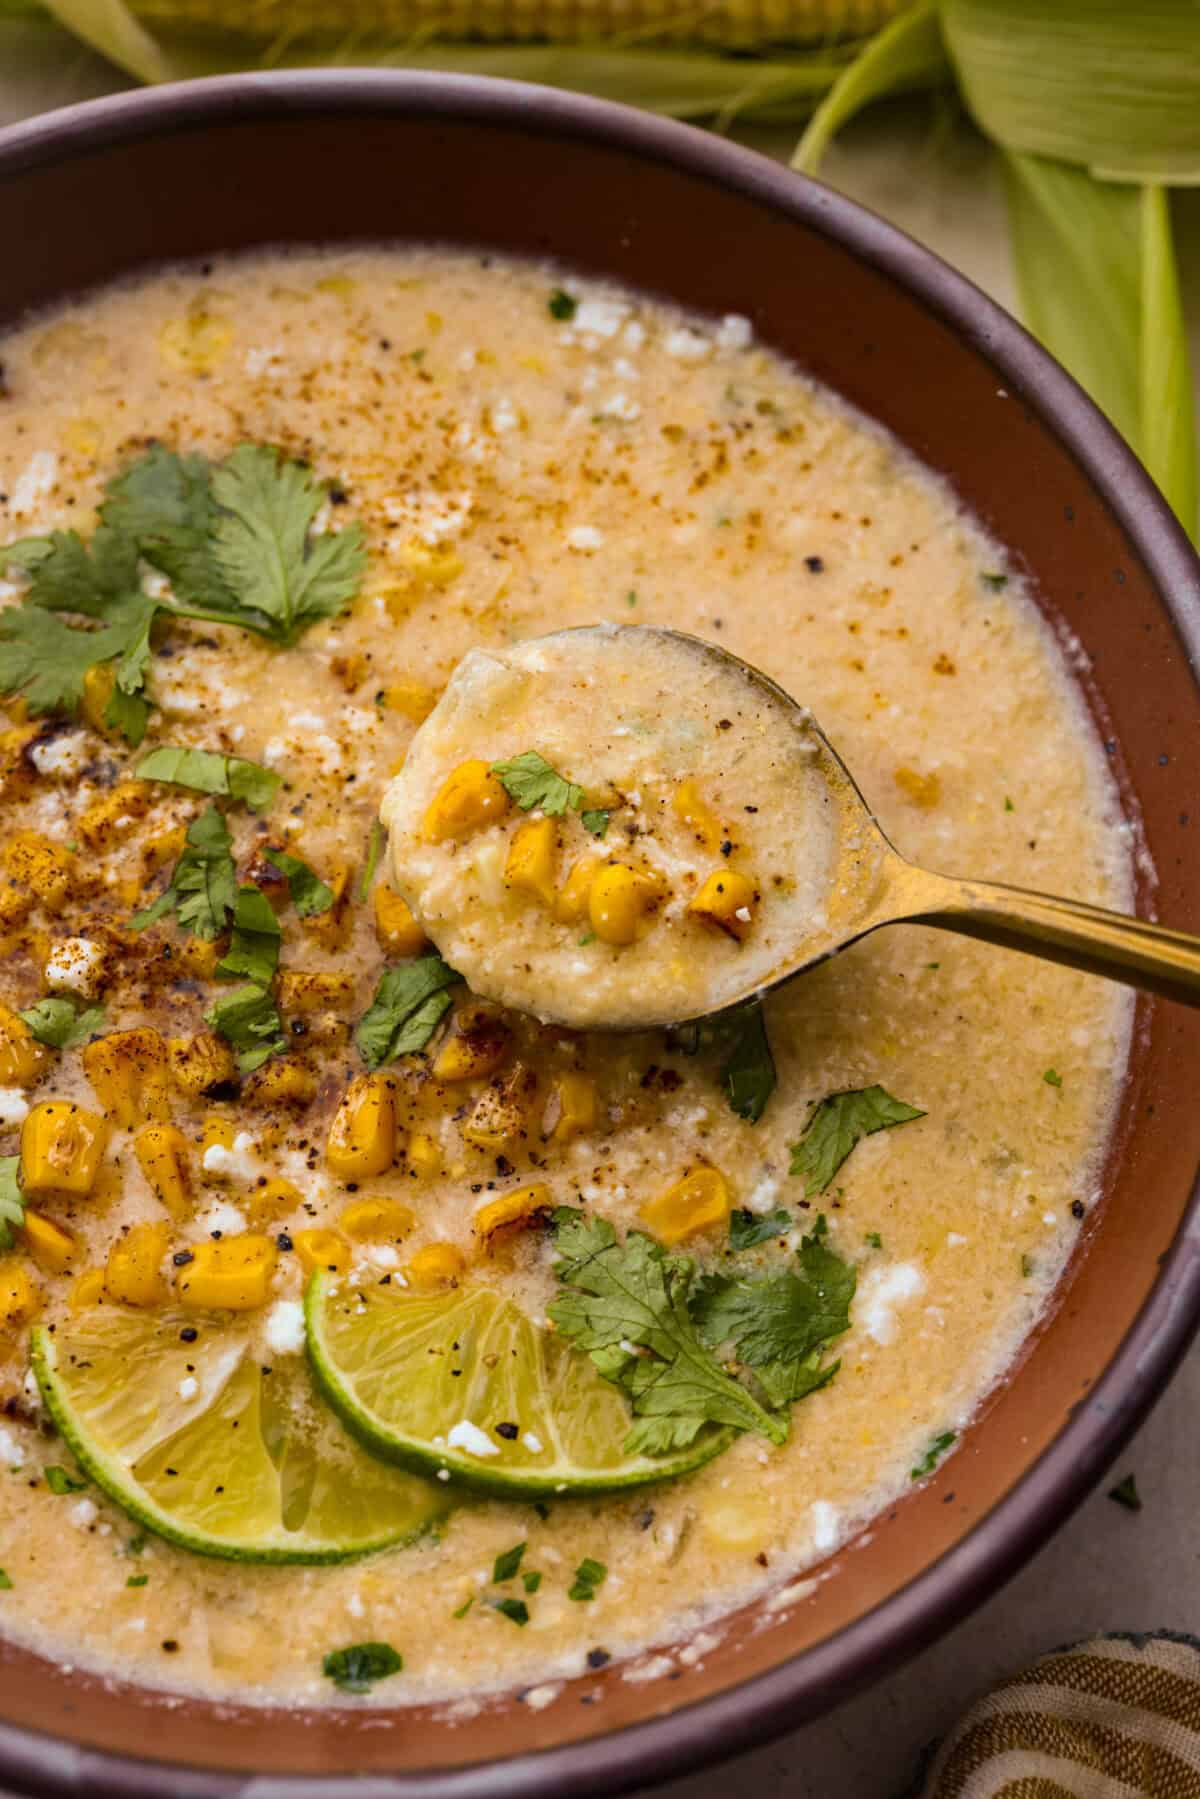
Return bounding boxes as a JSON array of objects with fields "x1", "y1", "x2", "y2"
[{"x1": 916, "y1": 1633, "x2": 1200, "y2": 1797}]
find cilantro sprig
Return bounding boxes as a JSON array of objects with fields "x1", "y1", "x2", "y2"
[
  {"x1": 789, "y1": 1085, "x2": 924, "y2": 1195},
  {"x1": 18, "y1": 997, "x2": 104, "y2": 1050},
  {"x1": 356, "y1": 955, "x2": 462, "y2": 1069},
  {"x1": 491, "y1": 751, "x2": 583, "y2": 817}
]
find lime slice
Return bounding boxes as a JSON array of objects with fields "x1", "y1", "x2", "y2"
[
  {"x1": 305, "y1": 1272, "x2": 730, "y2": 1497},
  {"x1": 33, "y1": 1308, "x2": 447, "y2": 1562}
]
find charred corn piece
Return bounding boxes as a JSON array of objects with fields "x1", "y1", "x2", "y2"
[
  {"x1": 105, "y1": 1221, "x2": 171, "y2": 1307},
  {"x1": 0, "y1": 1004, "x2": 50, "y2": 1088},
  {"x1": 326, "y1": 1074, "x2": 397, "y2": 1180},
  {"x1": 0, "y1": 1261, "x2": 40, "y2": 1329},
  {"x1": 505, "y1": 816, "x2": 558, "y2": 907},
  {"x1": 142, "y1": 822, "x2": 187, "y2": 872},
  {"x1": 134, "y1": 1123, "x2": 192, "y2": 1220},
  {"x1": 339, "y1": 1197, "x2": 417, "y2": 1242},
  {"x1": 432, "y1": 1007, "x2": 511, "y2": 1083},
  {"x1": 277, "y1": 969, "x2": 355, "y2": 1014},
  {"x1": 293, "y1": 1227, "x2": 351, "y2": 1276},
  {"x1": 178, "y1": 1233, "x2": 277, "y2": 1310},
  {"x1": 20, "y1": 1101, "x2": 109, "y2": 1198},
  {"x1": 687, "y1": 869, "x2": 758, "y2": 940},
  {"x1": 82, "y1": 1028, "x2": 170, "y2": 1128},
  {"x1": 380, "y1": 679, "x2": 441, "y2": 724},
  {"x1": 547, "y1": 1071, "x2": 597, "y2": 1143},
  {"x1": 473, "y1": 1183, "x2": 551, "y2": 1248},
  {"x1": 398, "y1": 539, "x2": 463, "y2": 587},
  {"x1": 244, "y1": 1059, "x2": 317, "y2": 1107},
  {"x1": 167, "y1": 1032, "x2": 237, "y2": 1097},
  {"x1": 173, "y1": 936, "x2": 222, "y2": 979},
  {"x1": 405, "y1": 1241, "x2": 466, "y2": 1289},
  {"x1": 200, "y1": 1114, "x2": 236, "y2": 1156},
  {"x1": 640, "y1": 1166, "x2": 732, "y2": 1246},
  {"x1": 553, "y1": 856, "x2": 600, "y2": 926},
  {"x1": 304, "y1": 861, "x2": 353, "y2": 949},
  {"x1": 77, "y1": 781, "x2": 151, "y2": 851},
  {"x1": 588, "y1": 862, "x2": 665, "y2": 946},
  {"x1": 4, "y1": 831, "x2": 73, "y2": 912},
  {"x1": 372, "y1": 884, "x2": 428, "y2": 957},
  {"x1": 406, "y1": 1131, "x2": 441, "y2": 1179},
  {"x1": 672, "y1": 778, "x2": 724, "y2": 853},
  {"x1": 20, "y1": 1210, "x2": 77, "y2": 1274},
  {"x1": 422, "y1": 759, "x2": 510, "y2": 842},
  {"x1": 69, "y1": 1266, "x2": 105, "y2": 1309},
  {"x1": 245, "y1": 1176, "x2": 302, "y2": 1223}
]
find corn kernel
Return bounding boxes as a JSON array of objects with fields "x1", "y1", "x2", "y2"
[
  {"x1": 77, "y1": 782, "x2": 151, "y2": 851},
  {"x1": 0, "y1": 1261, "x2": 40, "y2": 1330},
  {"x1": 134, "y1": 1124, "x2": 191, "y2": 1220},
  {"x1": 422, "y1": 760, "x2": 510, "y2": 843},
  {"x1": 277, "y1": 970, "x2": 355, "y2": 1014},
  {"x1": 548, "y1": 1072, "x2": 597, "y2": 1144},
  {"x1": 142, "y1": 823, "x2": 187, "y2": 873},
  {"x1": 554, "y1": 857, "x2": 600, "y2": 926},
  {"x1": 326, "y1": 1074, "x2": 397, "y2": 1180},
  {"x1": 398, "y1": 538, "x2": 463, "y2": 587},
  {"x1": 21, "y1": 1210, "x2": 76, "y2": 1274},
  {"x1": 381, "y1": 679, "x2": 441, "y2": 724},
  {"x1": 173, "y1": 936, "x2": 222, "y2": 979},
  {"x1": 372, "y1": 885, "x2": 428, "y2": 958},
  {"x1": 69, "y1": 1267, "x2": 105, "y2": 1309},
  {"x1": 474, "y1": 1184, "x2": 551, "y2": 1248},
  {"x1": 245, "y1": 1176, "x2": 302, "y2": 1224},
  {"x1": 244, "y1": 1059, "x2": 317, "y2": 1107},
  {"x1": 157, "y1": 309, "x2": 232, "y2": 373},
  {"x1": 339, "y1": 1197, "x2": 416, "y2": 1243},
  {"x1": 894, "y1": 766, "x2": 942, "y2": 809},
  {"x1": 0, "y1": 883, "x2": 32, "y2": 941},
  {"x1": 433, "y1": 1009, "x2": 512, "y2": 1083},
  {"x1": 105, "y1": 1222, "x2": 171, "y2": 1308},
  {"x1": 20, "y1": 1101, "x2": 109, "y2": 1198},
  {"x1": 505, "y1": 817, "x2": 558, "y2": 907},
  {"x1": 589, "y1": 862, "x2": 665, "y2": 947},
  {"x1": 405, "y1": 1242, "x2": 466, "y2": 1289},
  {"x1": 641, "y1": 1166, "x2": 732, "y2": 1246},
  {"x1": 83, "y1": 1029, "x2": 170, "y2": 1128},
  {"x1": 167, "y1": 1033, "x2": 237, "y2": 1097},
  {"x1": 304, "y1": 862, "x2": 352, "y2": 949},
  {"x1": 4, "y1": 831, "x2": 73, "y2": 911},
  {"x1": 80, "y1": 663, "x2": 116, "y2": 734},
  {"x1": 672, "y1": 779, "x2": 724, "y2": 853},
  {"x1": 330, "y1": 651, "x2": 368, "y2": 693},
  {"x1": 0, "y1": 1004, "x2": 49, "y2": 1088},
  {"x1": 200, "y1": 1115, "x2": 236, "y2": 1156},
  {"x1": 293, "y1": 1228, "x2": 351, "y2": 1276},
  {"x1": 687, "y1": 869, "x2": 759, "y2": 941},
  {"x1": 178, "y1": 1233, "x2": 277, "y2": 1310},
  {"x1": 407, "y1": 1131, "x2": 441, "y2": 1179}
]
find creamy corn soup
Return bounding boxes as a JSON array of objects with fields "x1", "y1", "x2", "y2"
[{"x1": 0, "y1": 247, "x2": 1133, "y2": 1711}]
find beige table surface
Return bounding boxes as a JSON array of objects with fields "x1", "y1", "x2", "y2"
[{"x1": 2, "y1": 37, "x2": 1200, "y2": 1799}]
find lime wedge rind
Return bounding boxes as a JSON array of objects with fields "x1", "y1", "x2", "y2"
[{"x1": 305, "y1": 1272, "x2": 731, "y2": 1499}]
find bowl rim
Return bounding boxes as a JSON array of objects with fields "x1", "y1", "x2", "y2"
[{"x1": 2, "y1": 64, "x2": 1200, "y2": 1799}]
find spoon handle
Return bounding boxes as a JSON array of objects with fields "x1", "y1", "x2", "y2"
[{"x1": 903, "y1": 868, "x2": 1200, "y2": 1008}]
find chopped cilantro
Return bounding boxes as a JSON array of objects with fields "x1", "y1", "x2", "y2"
[
  {"x1": 452, "y1": 1598, "x2": 474, "y2": 1619},
  {"x1": 981, "y1": 571, "x2": 1008, "y2": 591},
  {"x1": 625, "y1": 590, "x2": 638, "y2": 607},
  {"x1": 262, "y1": 847, "x2": 334, "y2": 917},
  {"x1": 492, "y1": 750, "x2": 583, "y2": 817},
  {"x1": 578, "y1": 931, "x2": 596, "y2": 947},
  {"x1": 491, "y1": 1597, "x2": 530, "y2": 1626},
  {"x1": 568, "y1": 1558, "x2": 607, "y2": 1602},
  {"x1": 130, "y1": 804, "x2": 237, "y2": 940},
  {"x1": 1004, "y1": 796, "x2": 1014, "y2": 812},
  {"x1": 865, "y1": 1231, "x2": 883, "y2": 1250},
  {"x1": 1108, "y1": 1473, "x2": 1142, "y2": 1512},
  {"x1": 0, "y1": 1570, "x2": 12, "y2": 1590},
  {"x1": 18, "y1": 997, "x2": 104, "y2": 1050},
  {"x1": 910, "y1": 1430, "x2": 956, "y2": 1481},
  {"x1": 216, "y1": 884, "x2": 281, "y2": 986},
  {"x1": 728, "y1": 1208, "x2": 791, "y2": 1251},
  {"x1": 719, "y1": 1001, "x2": 776, "y2": 1123},
  {"x1": 126, "y1": 1574, "x2": 149, "y2": 1588},
  {"x1": 126, "y1": 1533, "x2": 146, "y2": 1556},
  {"x1": 204, "y1": 983, "x2": 285, "y2": 1074},
  {"x1": 548, "y1": 289, "x2": 577, "y2": 321},
  {"x1": 359, "y1": 819, "x2": 385, "y2": 900},
  {"x1": 1043, "y1": 1068, "x2": 1063, "y2": 1088},
  {"x1": 44, "y1": 1465, "x2": 87, "y2": 1495},
  {"x1": 356, "y1": 955, "x2": 462, "y2": 1069},
  {"x1": 789, "y1": 1085, "x2": 925, "y2": 1196},
  {"x1": 0, "y1": 1159, "x2": 24, "y2": 1253},
  {"x1": 492, "y1": 1541, "x2": 526, "y2": 1584},
  {"x1": 1021, "y1": 1252, "x2": 1035, "y2": 1278},
  {"x1": 136, "y1": 746, "x2": 279, "y2": 814},
  {"x1": 581, "y1": 809, "x2": 610, "y2": 838},
  {"x1": 522, "y1": 1570, "x2": 542, "y2": 1594},
  {"x1": 322, "y1": 1641, "x2": 403, "y2": 1692}
]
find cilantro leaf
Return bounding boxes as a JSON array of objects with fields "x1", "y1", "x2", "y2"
[
  {"x1": 0, "y1": 593, "x2": 157, "y2": 743},
  {"x1": 356, "y1": 956, "x2": 462, "y2": 1069},
  {"x1": 492, "y1": 1542, "x2": 526, "y2": 1583},
  {"x1": 548, "y1": 1208, "x2": 784, "y2": 1453},
  {"x1": 0, "y1": 1158, "x2": 24, "y2": 1252},
  {"x1": 101, "y1": 444, "x2": 237, "y2": 619},
  {"x1": 581, "y1": 809, "x2": 609, "y2": 838},
  {"x1": 567, "y1": 1557, "x2": 607, "y2": 1602},
  {"x1": 210, "y1": 445, "x2": 367, "y2": 645},
  {"x1": 491, "y1": 751, "x2": 583, "y2": 817},
  {"x1": 491, "y1": 1598, "x2": 529, "y2": 1627},
  {"x1": 204, "y1": 983, "x2": 285, "y2": 1074},
  {"x1": 137, "y1": 745, "x2": 279, "y2": 813},
  {"x1": 728, "y1": 1207, "x2": 791, "y2": 1251},
  {"x1": 262, "y1": 848, "x2": 334, "y2": 917},
  {"x1": 548, "y1": 289, "x2": 577, "y2": 321},
  {"x1": 911, "y1": 1430, "x2": 956, "y2": 1481},
  {"x1": 1109, "y1": 1473, "x2": 1142, "y2": 1512},
  {"x1": 44, "y1": 1465, "x2": 87, "y2": 1495},
  {"x1": 0, "y1": 524, "x2": 138, "y2": 617},
  {"x1": 321, "y1": 1641, "x2": 403, "y2": 1693},
  {"x1": 216, "y1": 885, "x2": 281, "y2": 986},
  {"x1": 130, "y1": 804, "x2": 237, "y2": 940},
  {"x1": 719, "y1": 1001, "x2": 776, "y2": 1123},
  {"x1": 789, "y1": 1085, "x2": 924, "y2": 1196},
  {"x1": 18, "y1": 998, "x2": 104, "y2": 1050}
]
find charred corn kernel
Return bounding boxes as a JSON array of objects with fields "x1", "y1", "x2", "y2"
[
  {"x1": 201, "y1": 1114, "x2": 236, "y2": 1156},
  {"x1": 82, "y1": 1029, "x2": 170, "y2": 1128},
  {"x1": 381, "y1": 679, "x2": 440, "y2": 724},
  {"x1": 406, "y1": 1131, "x2": 441, "y2": 1179},
  {"x1": 672, "y1": 778, "x2": 723, "y2": 853},
  {"x1": 340, "y1": 1197, "x2": 417, "y2": 1242},
  {"x1": 326, "y1": 1074, "x2": 397, "y2": 1180},
  {"x1": 549, "y1": 1072, "x2": 597, "y2": 1143},
  {"x1": 640, "y1": 1166, "x2": 732, "y2": 1247},
  {"x1": 894, "y1": 766, "x2": 941, "y2": 809},
  {"x1": 330, "y1": 650, "x2": 368, "y2": 693},
  {"x1": 293, "y1": 1228, "x2": 351, "y2": 1277},
  {"x1": 20, "y1": 1101, "x2": 109, "y2": 1199},
  {"x1": 433, "y1": 1009, "x2": 512, "y2": 1083},
  {"x1": 80, "y1": 662, "x2": 116, "y2": 733},
  {"x1": 305, "y1": 861, "x2": 352, "y2": 948},
  {"x1": 589, "y1": 863, "x2": 665, "y2": 946},
  {"x1": 462, "y1": 1062, "x2": 537, "y2": 1152},
  {"x1": 244, "y1": 1059, "x2": 317, "y2": 1107},
  {"x1": 398, "y1": 538, "x2": 463, "y2": 586},
  {"x1": 245, "y1": 1176, "x2": 302, "y2": 1224},
  {"x1": 105, "y1": 1222, "x2": 170, "y2": 1308},
  {"x1": 134, "y1": 1124, "x2": 191, "y2": 1221},
  {"x1": 0, "y1": 1004, "x2": 49, "y2": 1088},
  {"x1": 277, "y1": 969, "x2": 356, "y2": 1014},
  {"x1": 142, "y1": 823, "x2": 187, "y2": 872},
  {"x1": 553, "y1": 856, "x2": 599, "y2": 926},
  {"x1": 21, "y1": 1210, "x2": 76, "y2": 1274},
  {"x1": 174, "y1": 936, "x2": 222, "y2": 979},
  {"x1": 178, "y1": 1233, "x2": 277, "y2": 1310},
  {"x1": 0, "y1": 883, "x2": 32, "y2": 939},
  {"x1": 372, "y1": 884, "x2": 428, "y2": 957},
  {"x1": 474, "y1": 1183, "x2": 551, "y2": 1248},
  {"x1": 687, "y1": 869, "x2": 759, "y2": 941},
  {"x1": 92, "y1": 1161, "x2": 123, "y2": 1207},
  {"x1": 422, "y1": 759, "x2": 510, "y2": 843},
  {"x1": 405, "y1": 1242, "x2": 466, "y2": 1289},
  {"x1": 505, "y1": 817, "x2": 558, "y2": 907},
  {"x1": 0, "y1": 1261, "x2": 40, "y2": 1330},
  {"x1": 158, "y1": 308, "x2": 231, "y2": 373},
  {"x1": 168, "y1": 1032, "x2": 237, "y2": 1097},
  {"x1": 77, "y1": 782, "x2": 151, "y2": 851},
  {"x1": 4, "y1": 831, "x2": 73, "y2": 911},
  {"x1": 69, "y1": 1266, "x2": 105, "y2": 1309}
]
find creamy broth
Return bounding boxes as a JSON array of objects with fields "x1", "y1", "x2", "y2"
[{"x1": 0, "y1": 246, "x2": 1132, "y2": 1708}]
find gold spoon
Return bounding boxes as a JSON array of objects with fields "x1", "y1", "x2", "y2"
[{"x1": 603, "y1": 627, "x2": 1200, "y2": 1019}]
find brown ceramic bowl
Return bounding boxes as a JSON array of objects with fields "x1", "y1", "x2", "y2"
[{"x1": 1, "y1": 68, "x2": 1199, "y2": 1799}]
